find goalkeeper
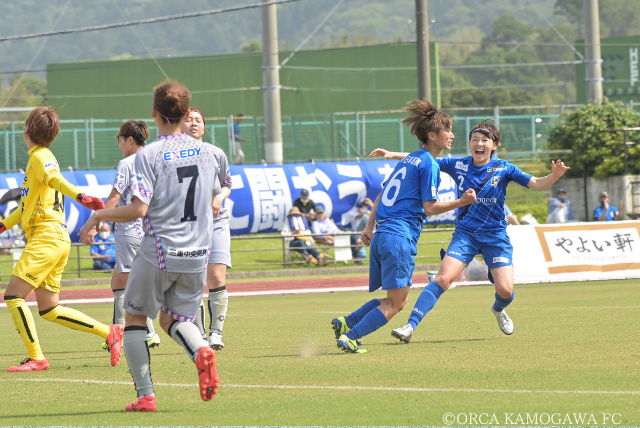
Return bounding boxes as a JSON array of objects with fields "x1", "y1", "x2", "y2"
[{"x1": 0, "y1": 107, "x2": 123, "y2": 372}]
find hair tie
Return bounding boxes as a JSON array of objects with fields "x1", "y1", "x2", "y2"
[{"x1": 469, "y1": 127, "x2": 496, "y2": 141}]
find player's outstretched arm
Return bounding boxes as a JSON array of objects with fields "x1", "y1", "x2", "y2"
[
  {"x1": 424, "y1": 188, "x2": 477, "y2": 216},
  {"x1": 360, "y1": 193, "x2": 381, "y2": 246},
  {"x1": 369, "y1": 148, "x2": 409, "y2": 161},
  {"x1": 527, "y1": 160, "x2": 570, "y2": 191},
  {"x1": 105, "y1": 188, "x2": 122, "y2": 209},
  {"x1": 0, "y1": 206, "x2": 23, "y2": 233},
  {"x1": 79, "y1": 197, "x2": 148, "y2": 244}
]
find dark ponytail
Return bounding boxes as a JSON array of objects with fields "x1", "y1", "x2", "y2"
[
  {"x1": 153, "y1": 80, "x2": 191, "y2": 125},
  {"x1": 402, "y1": 99, "x2": 452, "y2": 145}
]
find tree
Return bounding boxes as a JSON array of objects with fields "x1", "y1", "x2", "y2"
[
  {"x1": 554, "y1": 0, "x2": 640, "y2": 38},
  {"x1": 547, "y1": 99, "x2": 640, "y2": 178}
]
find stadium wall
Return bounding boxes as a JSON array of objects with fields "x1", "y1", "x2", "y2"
[
  {"x1": 549, "y1": 175, "x2": 639, "y2": 221},
  {"x1": 46, "y1": 43, "x2": 438, "y2": 120}
]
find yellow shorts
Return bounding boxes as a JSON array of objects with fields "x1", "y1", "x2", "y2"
[{"x1": 13, "y1": 236, "x2": 70, "y2": 293}]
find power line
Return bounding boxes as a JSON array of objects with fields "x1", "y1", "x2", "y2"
[
  {"x1": 524, "y1": 0, "x2": 584, "y2": 60},
  {"x1": 0, "y1": 0, "x2": 301, "y2": 43},
  {"x1": 110, "y1": 0, "x2": 169, "y2": 80},
  {"x1": 282, "y1": 60, "x2": 582, "y2": 72},
  {"x1": 1, "y1": 0, "x2": 73, "y2": 108},
  {"x1": 280, "y1": 0, "x2": 345, "y2": 67}
]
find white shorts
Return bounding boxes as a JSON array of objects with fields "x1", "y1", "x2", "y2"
[
  {"x1": 124, "y1": 254, "x2": 207, "y2": 321},
  {"x1": 115, "y1": 234, "x2": 141, "y2": 274},
  {"x1": 208, "y1": 218, "x2": 231, "y2": 268}
]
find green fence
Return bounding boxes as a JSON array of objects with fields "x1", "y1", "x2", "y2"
[{"x1": 0, "y1": 108, "x2": 575, "y2": 172}]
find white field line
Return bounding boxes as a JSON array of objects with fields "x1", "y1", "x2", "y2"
[
  {"x1": 1, "y1": 275, "x2": 637, "y2": 308},
  {"x1": 1, "y1": 378, "x2": 638, "y2": 395}
]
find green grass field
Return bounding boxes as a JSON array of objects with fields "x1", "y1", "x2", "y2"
[
  {"x1": 0, "y1": 279, "x2": 638, "y2": 426},
  {"x1": 0, "y1": 229, "x2": 455, "y2": 280}
]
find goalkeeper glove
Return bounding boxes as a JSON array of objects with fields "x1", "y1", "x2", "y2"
[
  {"x1": 76, "y1": 193, "x2": 106, "y2": 211},
  {"x1": 0, "y1": 222, "x2": 6, "y2": 235}
]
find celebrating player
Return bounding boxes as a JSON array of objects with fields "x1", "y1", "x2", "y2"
[
  {"x1": 370, "y1": 120, "x2": 570, "y2": 342},
  {"x1": 331, "y1": 99, "x2": 476, "y2": 353},
  {"x1": 181, "y1": 109, "x2": 232, "y2": 350},
  {"x1": 80, "y1": 81, "x2": 220, "y2": 411},
  {"x1": 0, "y1": 107, "x2": 122, "y2": 372},
  {"x1": 97, "y1": 120, "x2": 160, "y2": 350}
]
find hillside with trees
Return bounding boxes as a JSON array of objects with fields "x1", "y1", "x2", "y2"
[{"x1": 0, "y1": 0, "x2": 638, "y2": 112}]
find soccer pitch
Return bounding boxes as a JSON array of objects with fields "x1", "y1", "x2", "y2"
[{"x1": 0, "y1": 279, "x2": 638, "y2": 426}]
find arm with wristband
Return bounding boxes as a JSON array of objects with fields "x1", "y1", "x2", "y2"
[
  {"x1": 40, "y1": 164, "x2": 106, "y2": 211},
  {"x1": 0, "y1": 205, "x2": 23, "y2": 234}
]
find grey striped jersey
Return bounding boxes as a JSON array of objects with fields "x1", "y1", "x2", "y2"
[
  {"x1": 113, "y1": 154, "x2": 144, "y2": 239},
  {"x1": 209, "y1": 144, "x2": 232, "y2": 221},
  {"x1": 130, "y1": 133, "x2": 220, "y2": 273}
]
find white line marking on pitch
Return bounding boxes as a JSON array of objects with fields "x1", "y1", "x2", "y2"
[{"x1": 1, "y1": 378, "x2": 638, "y2": 395}]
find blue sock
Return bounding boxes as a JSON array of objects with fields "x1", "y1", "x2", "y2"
[
  {"x1": 493, "y1": 291, "x2": 514, "y2": 312},
  {"x1": 407, "y1": 281, "x2": 445, "y2": 331},
  {"x1": 344, "y1": 299, "x2": 380, "y2": 328},
  {"x1": 346, "y1": 307, "x2": 387, "y2": 340}
]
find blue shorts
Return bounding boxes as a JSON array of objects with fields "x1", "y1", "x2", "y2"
[
  {"x1": 369, "y1": 232, "x2": 417, "y2": 292},
  {"x1": 446, "y1": 229, "x2": 513, "y2": 270}
]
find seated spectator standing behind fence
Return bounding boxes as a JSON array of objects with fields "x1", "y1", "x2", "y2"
[
  {"x1": 232, "y1": 114, "x2": 246, "y2": 165},
  {"x1": 504, "y1": 205, "x2": 520, "y2": 225},
  {"x1": 288, "y1": 206, "x2": 328, "y2": 266},
  {"x1": 91, "y1": 223, "x2": 116, "y2": 271},
  {"x1": 547, "y1": 188, "x2": 575, "y2": 224},
  {"x1": 293, "y1": 189, "x2": 317, "y2": 224},
  {"x1": 594, "y1": 191, "x2": 624, "y2": 221}
]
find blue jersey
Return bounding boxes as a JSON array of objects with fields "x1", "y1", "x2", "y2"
[
  {"x1": 438, "y1": 157, "x2": 532, "y2": 234},
  {"x1": 375, "y1": 148, "x2": 440, "y2": 242}
]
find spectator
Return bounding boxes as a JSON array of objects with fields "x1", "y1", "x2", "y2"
[
  {"x1": 547, "y1": 188, "x2": 575, "y2": 224},
  {"x1": 504, "y1": 205, "x2": 520, "y2": 225},
  {"x1": 91, "y1": 223, "x2": 116, "y2": 270},
  {"x1": 311, "y1": 206, "x2": 364, "y2": 265},
  {"x1": 287, "y1": 206, "x2": 328, "y2": 266},
  {"x1": 594, "y1": 191, "x2": 624, "y2": 221},
  {"x1": 232, "y1": 114, "x2": 246, "y2": 164},
  {"x1": 342, "y1": 196, "x2": 372, "y2": 261},
  {"x1": 293, "y1": 189, "x2": 317, "y2": 224}
]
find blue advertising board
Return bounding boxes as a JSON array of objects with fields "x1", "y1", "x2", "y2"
[{"x1": 0, "y1": 160, "x2": 458, "y2": 241}]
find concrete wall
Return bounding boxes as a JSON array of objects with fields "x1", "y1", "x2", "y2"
[{"x1": 549, "y1": 175, "x2": 640, "y2": 221}]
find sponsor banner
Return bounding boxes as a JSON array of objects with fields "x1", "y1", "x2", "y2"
[
  {"x1": 0, "y1": 160, "x2": 458, "y2": 241},
  {"x1": 509, "y1": 221, "x2": 640, "y2": 282}
]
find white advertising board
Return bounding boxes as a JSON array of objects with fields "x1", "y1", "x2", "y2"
[{"x1": 509, "y1": 221, "x2": 640, "y2": 283}]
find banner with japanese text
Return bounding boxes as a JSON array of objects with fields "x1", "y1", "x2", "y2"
[
  {"x1": 509, "y1": 221, "x2": 640, "y2": 282},
  {"x1": 0, "y1": 160, "x2": 458, "y2": 241}
]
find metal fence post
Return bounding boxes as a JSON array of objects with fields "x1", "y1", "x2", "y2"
[
  {"x1": 291, "y1": 115, "x2": 297, "y2": 162},
  {"x1": 10, "y1": 122, "x2": 16, "y2": 171},
  {"x1": 530, "y1": 115, "x2": 537, "y2": 160},
  {"x1": 4, "y1": 132, "x2": 9, "y2": 172},
  {"x1": 73, "y1": 129, "x2": 79, "y2": 169},
  {"x1": 253, "y1": 116, "x2": 260, "y2": 161},
  {"x1": 84, "y1": 120, "x2": 91, "y2": 168},
  {"x1": 228, "y1": 116, "x2": 235, "y2": 163},
  {"x1": 465, "y1": 117, "x2": 471, "y2": 155},
  {"x1": 355, "y1": 112, "x2": 360, "y2": 156},
  {"x1": 282, "y1": 235, "x2": 287, "y2": 268},
  {"x1": 345, "y1": 121, "x2": 350, "y2": 158},
  {"x1": 330, "y1": 113, "x2": 336, "y2": 160},
  {"x1": 210, "y1": 124, "x2": 216, "y2": 146},
  {"x1": 493, "y1": 106, "x2": 500, "y2": 129},
  {"x1": 90, "y1": 118, "x2": 95, "y2": 159},
  {"x1": 362, "y1": 114, "x2": 366, "y2": 156},
  {"x1": 77, "y1": 245, "x2": 82, "y2": 278}
]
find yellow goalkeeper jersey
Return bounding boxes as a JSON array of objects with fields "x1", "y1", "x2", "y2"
[{"x1": 3, "y1": 145, "x2": 81, "y2": 242}]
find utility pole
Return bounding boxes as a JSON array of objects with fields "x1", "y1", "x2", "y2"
[
  {"x1": 584, "y1": 0, "x2": 603, "y2": 102},
  {"x1": 262, "y1": 0, "x2": 283, "y2": 164},
  {"x1": 415, "y1": 0, "x2": 431, "y2": 101}
]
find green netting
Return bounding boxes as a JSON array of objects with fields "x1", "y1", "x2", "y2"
[{"x1": 0, "y1": 112, "x2": 579, "y2": 172}]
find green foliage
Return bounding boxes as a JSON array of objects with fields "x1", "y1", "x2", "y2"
[
  {"x1": 240, "y1": 41, "x2": 262, "y2": 54},
  {"x1": 554, "y1": 0, "x2": 640, "y2": 38},
  {"x1": 547, "y1": 99, "x2": 640, "y2": 179}
]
